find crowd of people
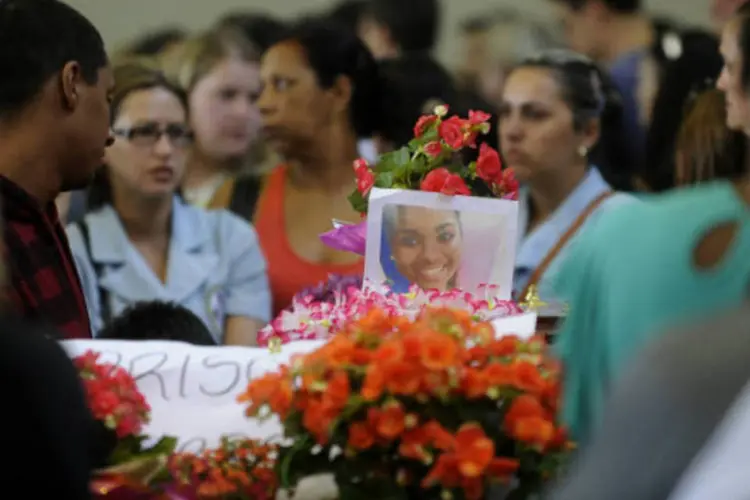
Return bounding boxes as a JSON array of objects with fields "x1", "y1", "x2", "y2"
[{"x1": 2, "y1": 0, "x2": 750, "y2": 497}]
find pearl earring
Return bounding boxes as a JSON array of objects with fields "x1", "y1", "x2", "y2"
[{"x1": 578, "y1": 145, "x2": 588, "y2": 157}]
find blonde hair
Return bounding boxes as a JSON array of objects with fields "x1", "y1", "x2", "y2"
[
  {"x1": 160, "y1": 27, "x2": 259, "y2": 94},
  {"x1": 160, "y1": 27, "x2": 274, "y2": 176}
]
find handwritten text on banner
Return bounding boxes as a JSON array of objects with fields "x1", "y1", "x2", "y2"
[{"x1": 62, "y1": 339, "x2": 324, "y2": 453}]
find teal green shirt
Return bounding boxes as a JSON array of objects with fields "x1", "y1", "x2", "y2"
[{"x1": 554, "y1": 181, "x2": 750, "y2": 444}]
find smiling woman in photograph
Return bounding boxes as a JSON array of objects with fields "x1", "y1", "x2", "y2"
[
  {"x1": 66, "y1": 61, "x2": 271, "y2": 345},
  {"x1": 380, "y1": 204, "x2": 462, "y2": 292}
]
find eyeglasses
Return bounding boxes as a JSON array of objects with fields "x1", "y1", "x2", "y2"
[{"x1": 112, "y1": 123, "x2": 194, "y2": 148}]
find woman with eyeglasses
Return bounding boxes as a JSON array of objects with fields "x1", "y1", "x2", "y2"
[
  {"x1": 553, "y1": 2, "x2": 750, "y2": 447},
  {"x1": 499, "y1": 50, "x2": 635, "y2": 315},
  {"x1": 66, "y1": 61, "x2": 271, "y2": 345}
]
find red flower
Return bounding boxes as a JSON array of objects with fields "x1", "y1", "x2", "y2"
[
  {"x1": 424, "y1": 141, "x2": 442, "y2": 157},
  {"x1": 468, "y1": 110, "x2": 491, "y2": 125},
  {"x1": 476, "y1": 144, "x2": 502, "y2": 184},
  {"x1": 353, "y1": 158, "x2": 369, "y2": 173},
  {"x1": 420, "y1": 168, "x2": 471, "y2": 196},
  {"x1": 353, "y1": 158, "x2": 375, "y2": 196},
  {"x1": 438, "y1": 116, "x2": 465, "y2": 149},
  {"x1": 500, "y1": 168, "x2": 519, "y2": 200},
  {"x1": 414, "y1": 115, "x2": 438, "y2": 138},
  {"x1": 76, "y1": 351, "x2": 150, "y2": 439}
]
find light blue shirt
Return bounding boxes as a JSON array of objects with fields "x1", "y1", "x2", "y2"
[
  {"x1": 66, "y1": 198, "x2": 271, "y2": 343},
  {"x1": 514, "y1": 167, "x2": 634, "y2": 305}
]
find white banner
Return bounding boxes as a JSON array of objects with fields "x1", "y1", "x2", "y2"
[
  {"x1": 62, "y1": 339, "x2": 324, "y2": 453},
  {"x1": 491, "y1": 312, "x2": 537, "y2": 340},
  {"x1": 61, "y1": 316, "x2": 535, "y2": 454}
]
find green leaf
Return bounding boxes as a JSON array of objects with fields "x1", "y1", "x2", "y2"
[
  {"x1": 375, "y1": 154, "x2": 398, "y2": 173},
  {"x1": 376, "y1": 171, "x2": 394, "y2": 188},
  {"x1": 392, "y1": 147, "x2": 410, "y2": 166},
  {"x1": 143, "y1": 436, "x2": 179, "y2": 456},
  {"x1": 348, "y1": 189, "x2": 368, "y2": 213}
]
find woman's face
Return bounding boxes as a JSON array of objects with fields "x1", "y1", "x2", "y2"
[
  {"x1": 106, "y1": 87, "x2": 190, "y2": 199},
  {"x1": 717, "y1": 19, "x2": 750, "y2": 133},
  {"x1": 389, "y1": 206, "x2": 461, "y2": 291},
  {"x1": 499, "y1": 67, "x2": 595, "y2": 183},
  {"x1": 189, "y1": 57, "x2": 261, "y2": 160},
  {"x1": 257, "y1": 41, "x2": 342, "y2": 158}
]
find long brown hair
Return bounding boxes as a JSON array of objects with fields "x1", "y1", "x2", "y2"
[{"x1": 674, "y1": 88, "x2": 746, "y2": 186}]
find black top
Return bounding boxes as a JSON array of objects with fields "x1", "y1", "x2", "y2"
[{"x1": 0, "y1": 316, "x2": 96, "y2": 499}]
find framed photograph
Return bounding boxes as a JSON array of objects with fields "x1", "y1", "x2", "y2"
[{"x1": 365, "y1": 188, "x2": 519, "y2": 299}]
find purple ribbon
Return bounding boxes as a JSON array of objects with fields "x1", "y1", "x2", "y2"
[{"x1": 319, "y1": 220, "x2": 367, "y2": 256}]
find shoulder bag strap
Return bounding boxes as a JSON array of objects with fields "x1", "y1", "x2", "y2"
[
  {"x1": 75, "y1": 221, "x2": 112, "y2": 326},
  {"x1": 519, "y1": 191, "x2": 614, "y2": 300},
  {"x1": 228, "y1": 176, "x2": 264, "y2": 222}
]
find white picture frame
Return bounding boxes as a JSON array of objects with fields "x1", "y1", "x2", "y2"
[{"x1": 365, "y1": 188, "x2": 519, "y2": 299}]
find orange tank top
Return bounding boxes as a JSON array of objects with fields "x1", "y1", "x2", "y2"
[{"x1": 254, "y1": 166, "x2": 364, "y2": 317}]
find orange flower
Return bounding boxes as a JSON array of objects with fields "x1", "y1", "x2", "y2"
[
  {"x1": 374, "y1": 340, "x2": 404, "y2": 365},
  {"x1": 236, "y1": 306, "x2": 566, "y2": 500},
  {"x1": 541, "y1": 378, "x2": 562, "y2": 413},
  {"x1": 454, "y1": 423, "x2": 494, "y2": 478},
  {"x1": 420, "y1": 331, "x2": 459, "y2": 370},
  {"x1": 369, "y1": 401, "x2": 406, "y2": 440},
  {"x1": 510, "y1": 360, "x2": 548, "y2": 394},
  {"x1": 348, "y1": 421, "x2": 376, "y2": 450},
  {"x1": 461, "y1": 368, "x2": 489, "y2": 399},
  {"x1": 384, "y1": 362, "x2": 422, "y2": 396},
  {"x1": 399, "y1": 426, "x2": 429, "y2": 461},
  {"x1": 466, "y1": 345, "x2": 490, "y2": 365},
  {"x1": 470, "y1": 321, "x2": 495, "y2": 344},
  {"x1": 351, "y1": 347, "x2": 373, "y2": 365},
  {"x1": 421, "y1": 370, "x2": 451, "y2": 395},
  {"x1": 361, "y1": 365, "x2": 385, "y2": 401},
  {"x1": 325, "y1": 336, "x2": 357, "y2": 367},
  {"x1": 267, "y1": 380, "x2": 293, "y2": 418},
  {"x1": 402, "y1": 334, "x2": 422, "y2": 360},
  {"x1": 422, "y1": 420, "x2": 455, "y2": 451},
  {"x1": 356, "y1": 308, "x2": 395, "y2": 334},
  {"x1": 489, "y1": 336, "x2": 520, "y2": 357},
  {"x1": 420, "y1": 308, "x2": 474, "y2": 336},
  {"x1": 504, "y1": 394, "x2": 546, "y2": 428},
  {"x1": 423, "y1": 454, "x2": 461, "y2": 489},
  {"x1": 483, "y1": 363, "x2": 513, "y2": 387},
  {"x1": 303, "y1": 400, "x2": 337, "y2": 444},
  {"x1": 239, "y1": 369, "x2": 292, "y2": 418},
  {"x1": 486, "y1": 457, "x2": 520, "y2": 480},
  {"x1": 511, "y1": 416, "x2": 555, "y2": 450},
  {"x1": 322, "y1": 371, "x2": 351, "y2": 412}
]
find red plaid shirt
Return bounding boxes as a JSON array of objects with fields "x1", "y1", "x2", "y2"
[{"x1": 1, "y1": 177, "x2": 92, "y2": 339}]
